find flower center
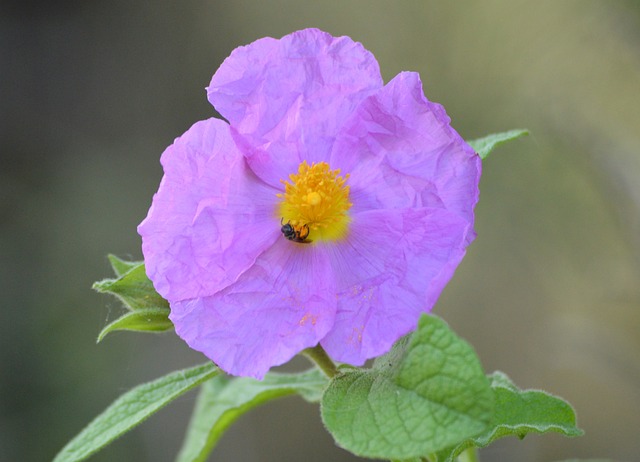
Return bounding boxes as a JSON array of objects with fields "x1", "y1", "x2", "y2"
[{"x1": 277, "y1": 161, "x2": 352, "y2": 242}]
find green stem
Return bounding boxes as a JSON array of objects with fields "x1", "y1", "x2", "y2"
[
  {"x1": 389, "y1": 448, "x2": 478, "y2": 462},
  {"x1": 457, "y1": 447, "x2": 479, "y2": 462},
  {"x1": 302, "y1": 344, "x2": 339, "y2": 378}
]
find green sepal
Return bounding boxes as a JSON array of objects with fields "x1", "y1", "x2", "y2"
[
  {"x1": 434, "y1": 371, "x2": 584, "y2": 462},
  {"x1": 53, "y1": 363, "x2": 219, "y2": 462},
  {"x1": 467, "y1": 129, "x2": 529, "y2": 160},
  {"x1": 93, "y1": 260, "x2": 168, "y2": 312},
  {"x1": 176, "y1": 368, "x2": 328, "y2": 462},
  {"x1": 96, "y1": 307, "x2": 173, "y2": 342},
  {"x1": 107, "y1": 254, "x2": 141, "y2": 277},
  {"x1": 321, "y1": 314, "x2": 494, "y2": 460}
]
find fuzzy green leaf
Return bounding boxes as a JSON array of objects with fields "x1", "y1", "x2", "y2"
[
  {"x1": 321, "y1": 314, "x2": 493, "y2": 460},
  {"x1": 54, "y1": 363, "x2": 219, "y2": 462},
  {"x1": 435, "y1": 371, "x2": 584, "y2": 461},
  {"x1": 96, "y1": 307, "x2": 173, "y2": 342},
  {"x1": 176, "y1": 368, "x2": 328, "y2": 462},
  {"x1": 93, "y1": 262, "x2": 168, "y2": 312},
  {"x1": 468, "y1": 129, "x2": 529, "y2": 160}
]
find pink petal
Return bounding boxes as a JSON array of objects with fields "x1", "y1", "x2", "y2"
[
  {"x1": 207, "y1": 28, "x2": 383, "y2": 188},
  {"x1": 138, "y1": 118, "x2": 280, "y2": 301},
  {"x1": 320, "y1": 207, "x2": 472, "y2": 366},
  {"x1": 169, "y1": 239, "x2": 337, "y2": 379},
  {"x1": 331, "y1": 72, "x2": 481, "y2": 229}
]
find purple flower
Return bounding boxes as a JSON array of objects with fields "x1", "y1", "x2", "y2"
[{"x1": 138, "y1": 29, "x2": 481, "y2": 379}]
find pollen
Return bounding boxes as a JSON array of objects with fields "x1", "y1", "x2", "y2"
[{"x1": 277, "y1": 161, "x2": 352, "y2": 242}]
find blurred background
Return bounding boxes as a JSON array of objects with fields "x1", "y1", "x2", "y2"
[{"x1": 2, "y1": 1, "x2": 639, "y2": 461}]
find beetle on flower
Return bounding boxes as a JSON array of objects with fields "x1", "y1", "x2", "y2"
[{"x1": 138, "y1": 28, "x2": 481, "y2": 379}]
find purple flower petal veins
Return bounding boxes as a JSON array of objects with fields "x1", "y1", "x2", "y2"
[{"x1": 138, "y1": 28, "x2": 481, "y2": 379}]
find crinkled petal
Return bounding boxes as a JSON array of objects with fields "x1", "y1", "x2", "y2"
[
  {"x1": 331, "y1": 71, "x2": 481, "y2": 230},
  {"x1": 138, "y1": 118, "x2": 280, "y2": 302},
  {"x1": 169, "y1": 240, "x2": 336, "y2": 379},
  {"x1": 320, "y1": 207, "x2": 472, "y2": 366},
  {"x1": 207, "y1": 28, "x2": 383, "y2": 188}
]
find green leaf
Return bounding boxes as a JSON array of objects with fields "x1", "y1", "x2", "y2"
[
  {"x1": 107, "y1": 254, "x2": 142, "y2": 277},
  {"x1": 467, "y1": 129, "x2": 529, "y2": 160},
  {"x1": 321, "y1": 314, "x2": 494, "y2": 460},
  {"x1": 54, "y1": 363, "x2": 219, "y2": 462},
  {"x1": 93, "y1": 262, "x2": 168, "y2": 312},
  {"x1": 97, "y1": 307, "x2": 173, "y2": 342},
  {"x1": 435, "y1": 371, "x2": 584, "y2": 462},
  {"x1": 176, "y1": 368, "x2": 328, "y2": 462}
]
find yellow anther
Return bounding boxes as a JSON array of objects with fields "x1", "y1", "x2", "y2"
[{"x1": 277, "y1": 161, "x2": 352, "y2": 241}]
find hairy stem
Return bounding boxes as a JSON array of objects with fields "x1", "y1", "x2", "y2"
[
  {"x1": 457, "y1": 447, "x2": 479, "y2": 462},
  {"x1": 302, "y1": 344, "x2": 339, "y2": 378}
]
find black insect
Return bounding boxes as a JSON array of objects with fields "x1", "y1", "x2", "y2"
[{"x1": 280, "y1": 219, "x2": 311, "y2": 243}]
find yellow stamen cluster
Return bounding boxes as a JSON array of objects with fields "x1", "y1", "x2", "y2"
[{"x1": 277, "y1": 161, "x2": 352, "y2": 242}]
